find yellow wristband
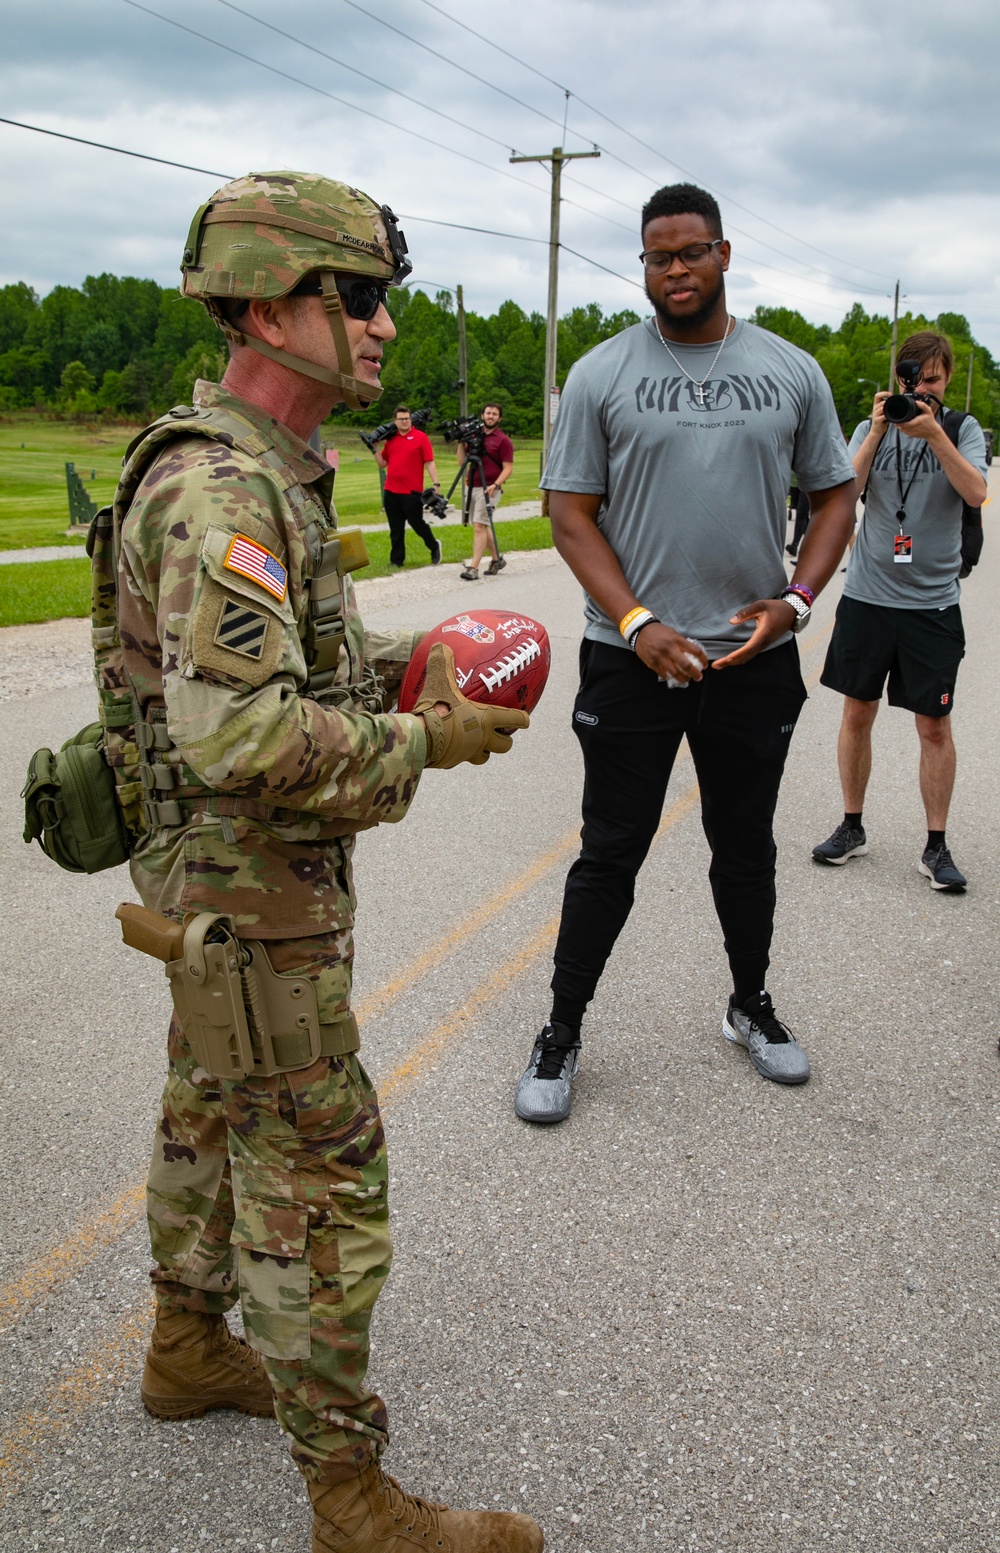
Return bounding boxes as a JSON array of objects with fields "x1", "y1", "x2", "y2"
[{"x1": 619, "y1": 606, "x2": 649, "y2": 639}]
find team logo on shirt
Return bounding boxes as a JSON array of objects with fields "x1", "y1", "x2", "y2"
[{"x1": 634, "y1": 375, "x2": 782, "y2": 416}]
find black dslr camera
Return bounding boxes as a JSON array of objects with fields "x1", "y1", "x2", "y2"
[
  {"x1": 883, "y1": 360, "x2": 937, "y2": 425},
  {"x1": 438, "y1": 414, "x2": 486, "y2": 458},
  {"x1": 421, "y1": 487, "x2": 449, "y2": 521},
  {"x1": 359, "y1": 406, "x2": 432, "y2": 453}
]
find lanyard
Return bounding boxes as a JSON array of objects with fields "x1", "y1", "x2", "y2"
[{"x1": 893, "y1": 427, "x2": 929, "y2": 531}]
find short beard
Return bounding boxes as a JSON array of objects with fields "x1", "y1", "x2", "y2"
[{"x1": 646, "y1": 268, "x2": 726, "y2": 336}]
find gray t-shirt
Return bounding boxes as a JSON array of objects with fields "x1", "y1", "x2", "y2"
[
  {"x1": 844, "y1": 414, "x2": 987, "y2": 609},
  {"x1": 541, "y1": 317, "x2": 854, "y2": 657}
]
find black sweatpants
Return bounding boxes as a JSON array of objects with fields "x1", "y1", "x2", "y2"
[
  {"x1": 551, "y1": 638, "x2": 808, "y2": 1023},
  {"x1": 383, "y1": 489, "x2": 436, "y2": 567}
]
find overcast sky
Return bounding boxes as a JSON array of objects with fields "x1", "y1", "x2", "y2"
[{"x1": 3, "y1": 0, "x2": 999, "y2": 351}]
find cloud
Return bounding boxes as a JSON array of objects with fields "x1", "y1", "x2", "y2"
[{"x1": 3, "y1": 0, "x2": 1000, "y2": 349}]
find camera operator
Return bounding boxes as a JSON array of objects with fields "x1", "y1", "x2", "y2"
[
  {"x1": 813, "y1": 330, "x2": 988, "y2": 891},
  {"x1": 376, "y1": 404, "x2": 442, "y2": 567},
  {"x1": 459, "y1": 401, "x2": 514, "y2": 580}
]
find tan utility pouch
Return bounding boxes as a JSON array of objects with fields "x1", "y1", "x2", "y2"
[{"x1": 115, "y1": 903, "x2": 342, "y2": 1080}]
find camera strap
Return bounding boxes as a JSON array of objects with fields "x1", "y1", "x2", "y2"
[{"x1": 894, "y1": 429, "x2": 929, "y2": 530}]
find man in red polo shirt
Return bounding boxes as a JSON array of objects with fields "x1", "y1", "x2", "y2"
[{"x1": 376, "y1": 405, "x2": 442, "y2": 567}]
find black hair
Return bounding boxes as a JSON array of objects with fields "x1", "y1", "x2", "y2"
[
  {"x1": 641, "y1": 183, "x2": 723, "y2": 240},
  {"x1": 481, "y1": 401, "x2": 502, "y2": 418}
]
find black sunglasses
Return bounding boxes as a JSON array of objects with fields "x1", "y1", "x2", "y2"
[{"x1": 292, "y1": 274, "x2": 389, "y2": 321}]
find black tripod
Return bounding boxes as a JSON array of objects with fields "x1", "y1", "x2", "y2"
[{"x1": 444, "y1": 444, "x2": 501, "y2": 564}]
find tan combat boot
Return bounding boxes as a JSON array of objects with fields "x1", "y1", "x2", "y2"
[
  {"x1": 308, "y1": 1463, "x2": 543, "y2": 1552},
  {"x1": 141, "y1": 1309, "x2": 275, "y2": 1420}
]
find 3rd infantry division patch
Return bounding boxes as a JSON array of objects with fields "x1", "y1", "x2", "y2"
[{"x1": 214, "y1": 599, "x2": 268, "y2": 660}]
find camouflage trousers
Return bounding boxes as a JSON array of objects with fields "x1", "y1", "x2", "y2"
[{"x1": 146, "y1": 931, "x2": 392, "y2": 1481}]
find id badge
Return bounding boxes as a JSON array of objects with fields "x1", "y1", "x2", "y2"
[{"x1": 893, "y1": 534, "x2": 913, "y2": 564}]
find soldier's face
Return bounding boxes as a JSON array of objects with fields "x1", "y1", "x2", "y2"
[{"x1": 285, "y1": 294, "x2": 396, "y2": 400}]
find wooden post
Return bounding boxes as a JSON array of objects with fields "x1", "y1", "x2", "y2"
[{"x1": 510, "y1": 143, "x2": 601, "y2": 516}]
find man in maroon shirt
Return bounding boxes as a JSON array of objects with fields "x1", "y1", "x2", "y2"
[
  {"x1": 376, "y1": 405, "x2": 442, "y2": 567},
  {"x1": 460, "y1": 401, "x2": 515, "y2": 580}
]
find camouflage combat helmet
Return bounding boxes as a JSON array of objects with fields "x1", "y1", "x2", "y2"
[{"x1": 180, "y1": 171, "x2": 411, "y2": 410}]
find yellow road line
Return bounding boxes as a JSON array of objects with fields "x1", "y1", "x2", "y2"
[
  {"x1": 0, "y1": 630, "x2": 833, "y2": 1340},
  {"x1": 0, "y1": 832, "x2": 584, "y2": 1339},
  {"x1": 0, "y1": 1184, "x2": 146, "y2": 1336},
  {"x1": 0, "y1": 781, "x2": 707, "y2": 1505},
  {"x1": 379, "y1": 783, "x2": 701, "y2": 1109},
  {"x1": 0, "y1": 1307, "x2": 151, "y2": 1504},
  {"x1": 353, "y1": 827, "x2": 581, "y2": 1027}
]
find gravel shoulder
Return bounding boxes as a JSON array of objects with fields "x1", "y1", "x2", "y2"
[{"x1": 0, "y1": 546, "x2": 564, "y2": 703}]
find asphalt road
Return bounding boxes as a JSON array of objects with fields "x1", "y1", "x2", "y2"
[{"x1": 0, "y1": 500, "x2": 997, "y2": 1553}]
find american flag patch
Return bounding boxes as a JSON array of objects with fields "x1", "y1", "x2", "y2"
[{"x1": 224, "y1": 534, "x2": 288, "y2": 602}]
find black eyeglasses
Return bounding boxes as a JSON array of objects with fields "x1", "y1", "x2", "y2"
[
  {"x1": 292, "y1": 274, "x2": 389, "y2": 321},
  {"x1": 639, "y1": 240, "x2": 724, "y2": 272}
]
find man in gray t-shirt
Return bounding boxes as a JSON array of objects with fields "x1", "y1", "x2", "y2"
[
  {"x1": 813, "y1": 330, "x2": 988, "y2": 892},
  {"x1": 513, "y1": 183, "x2": 856, "y2": 1125}
]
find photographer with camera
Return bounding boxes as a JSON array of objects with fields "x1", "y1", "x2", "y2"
[
  {"x1": 375, "y1": 404, "x2": 443, "y2": 567},
  {"x1": 813, "y1": 331, "x2": 988, "y2": 891},
  {"x1": 459, "y1": 401, "x2": 514, "y2": 581}
]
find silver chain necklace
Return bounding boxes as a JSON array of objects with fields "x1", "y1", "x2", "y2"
[{"x1": 654, "y1": 314, "x2": 732, "y2": 407}]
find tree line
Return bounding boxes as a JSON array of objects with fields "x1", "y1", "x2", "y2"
[{"x1": 1, "y1": 271, "x2": 998, "y2": 436}]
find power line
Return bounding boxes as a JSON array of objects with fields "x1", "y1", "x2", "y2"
[
  {"x1": 124, "y1": 0, "x2": 888, "y2": 303},
  {"x1": 400, "y1": 213, "x2": 545, "y2": 244},
  {"x1": 122, "y1": 0, "x2": 550, "y2": 201},
  {"x1": 0, "y1": 117, "x2": 636, "y2": 296},
  {"x1": 337, "y1": 0, "x2": 568, "y2": 136},
  {"x1": 0, "y1": 115, "x2": 881, "y2": 316},
  {"x1": 210, "y1": 0, "x2": 529, "y2": 162},
  {"x1": 410, "y1": 0, "x2": 896, "y2": 285},
  {"x1": 0, "y1": 114, "x2": 231, "y2": 179},
  {"x1": 560, "y1": 172, "x2": 888, "y2": 297},
  {"x1": 559, "y1": 246, "x2": 643, "y2": 291}
]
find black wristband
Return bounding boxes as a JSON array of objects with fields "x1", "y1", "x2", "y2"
[{"x1": 628, "y1": 616, "x2": 659, "y2": 651}]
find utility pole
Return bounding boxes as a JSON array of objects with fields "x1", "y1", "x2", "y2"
[
  {"x1": 511, "y1": 144, "x2": 600, "y2": 508},
  {"x1": 456, "y1": 284, "x2": 469, "y2": 419},
  {"x1": 965, "y1": 346, "x2": 974, "y2": 412},
  {"x1": 888, "y1": 279, "x2": 900, "y2": 386}
]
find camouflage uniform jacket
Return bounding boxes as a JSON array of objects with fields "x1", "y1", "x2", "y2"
[{"x1": 112, "y1": 379, "x2": 427, "y2": 940}]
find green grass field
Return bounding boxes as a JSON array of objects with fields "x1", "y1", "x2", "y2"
[
  {"x1": 0, "y1": 413, "x2": 545, "y2": 550},
  {"x1": 0, "y1": 411, "x2": 551, "y2": 626},
  {"x1": 0, "y1": 516, "x2": 555, "y2": 628}
]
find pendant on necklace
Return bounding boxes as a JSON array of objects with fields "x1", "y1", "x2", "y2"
[{"x1": 694, "y1": 383, "x2": 707, "y2": 407}]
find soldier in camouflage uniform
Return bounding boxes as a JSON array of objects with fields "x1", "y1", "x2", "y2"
[{"x1": 110, "y1": 171, "x2": 541, "y2": 1553}]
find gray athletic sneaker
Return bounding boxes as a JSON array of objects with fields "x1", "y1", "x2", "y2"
[
  {"x1": 514, "y1": 1022, "x2": 580, "y2": 1124},
  {"x1": 919, "y1": 843, "x2": 967, "y2": 892},
  {"x1": 723, "y1": 992, "x2": 810, "y2": 1085},
  {"x1": 812, "y1": 820, "x2": 868, "y2": 865}
]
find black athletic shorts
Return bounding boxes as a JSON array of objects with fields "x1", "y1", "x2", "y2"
[{"x1": 820, "y1": 595, "x2": 965, "y2": 717}]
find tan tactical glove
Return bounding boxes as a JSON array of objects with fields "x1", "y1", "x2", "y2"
[{"x1": 414, "y1": 642, "x2": 530, "y2": 769}]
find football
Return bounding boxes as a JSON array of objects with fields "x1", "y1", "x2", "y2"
[{"x1": 398, "y1": 609, "x2": 551, "y2": 715}]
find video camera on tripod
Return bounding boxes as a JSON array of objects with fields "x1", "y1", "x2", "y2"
[
  {"x1": 438, "y1": 415, "x2": 486, "y2": 459},
  {"x1": 358, "y1": 406, "x2": 432, "y2": 454}
]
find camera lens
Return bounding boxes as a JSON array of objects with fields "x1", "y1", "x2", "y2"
[{"x1": 883, "y1": 393, "x2": 920, "y2": 424}]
